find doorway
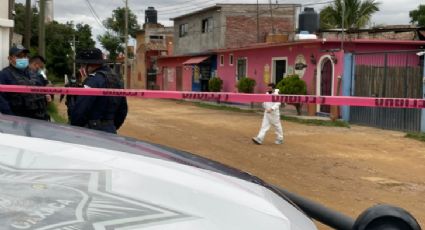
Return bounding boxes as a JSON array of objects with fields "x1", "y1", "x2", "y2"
[
  {"x1": 272, "y1": 58, "x2": 287, "y2": 84},
  {"x1": 176, "y1": 66, "x2": 183, "y2": 91},
  {"x1": 319, "y1": 58, "x2": 333, "y2": 113}
]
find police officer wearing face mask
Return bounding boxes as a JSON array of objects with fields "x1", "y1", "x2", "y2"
[
  {"x1": 70, "y1": 48, "x2": 128, "y2": 134},
  {"x1": 0, "y1": 45, "x2": 50, "y2": 120}
]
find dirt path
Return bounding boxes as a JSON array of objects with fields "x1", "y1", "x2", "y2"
[{"x1": 59, "y1": 98, "x2": 425, "y2": 228}]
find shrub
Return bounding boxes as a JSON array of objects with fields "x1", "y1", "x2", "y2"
[
  {"x1": 236, "y1": 77, "x2": 256, "y2": 93},
  {"x1": 208, "y1": 77, "x2": 223, "y2": 92},
  {"x1": 276, "y1": 75, "x2": 307, "y2": 115}
]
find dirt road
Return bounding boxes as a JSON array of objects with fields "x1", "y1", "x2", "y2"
[{"x1": 60, "y1": 98, "x2": 425, "y2": 228}]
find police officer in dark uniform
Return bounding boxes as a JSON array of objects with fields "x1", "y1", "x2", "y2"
[
  {"x1": 0, "y1": 45, "x2": 49, "y2": 120},
  {"x1": 70, "y1": 48, "x2": 128, "y2": 133},
  {"x1": 60, "y1": 72, "x2": 83, "y2": 122}
]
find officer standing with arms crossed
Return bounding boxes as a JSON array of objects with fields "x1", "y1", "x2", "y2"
[{"x1": 70, "y1": 48, "x2": 128, "y2": 133}]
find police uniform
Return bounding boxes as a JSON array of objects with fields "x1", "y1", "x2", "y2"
[
  {"x1": 70, "y1": 49, "x2": 128, "y2": 134},
  {"x1": 0, "y1": 65, "x2": 49, "y2": 120}
]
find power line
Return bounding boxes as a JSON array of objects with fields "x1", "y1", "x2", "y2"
[{"x1": 84, "y1": 0, "x2": 107, "y2": 31}]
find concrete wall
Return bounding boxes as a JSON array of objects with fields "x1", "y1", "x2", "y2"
[
  {"x1": 173, "y1": 4, "x2": 297, "y2": 55},
  {"x1": 173, "y1": 9, "x2": 223, "y2": 55},
  {"x1": 134, "y1": 25, "x2": 174, "y2": 89},
  {"x1": 0, "y1": 0, "x2": 13, "y2": 69}
]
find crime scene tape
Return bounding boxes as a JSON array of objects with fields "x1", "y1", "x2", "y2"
[{"x1": 0, "y1": 85, "x2": 424, "y2": 109}]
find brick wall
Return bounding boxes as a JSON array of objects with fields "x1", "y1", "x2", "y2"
[
  {"x1": 225, "y1": 16, "x2": 293, "y2": 48},
  {"x1": 321, "y1": 31, "x2": 418, "y2": 40}
]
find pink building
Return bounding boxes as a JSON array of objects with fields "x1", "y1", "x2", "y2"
[{"x1": 215, "y1": 39, "x2": 424, "y2": 95}]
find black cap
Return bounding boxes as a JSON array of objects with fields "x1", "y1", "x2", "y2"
[
  {"x1": 76, "y1": 48, "x2": 107, "y2": 64},
  {"x1": 9, "y1": 45, "x2": 30, "y2": 56}
]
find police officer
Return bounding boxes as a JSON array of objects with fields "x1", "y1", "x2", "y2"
[
  {"x1": 70, "y1": 48, "x2": 128, "y2": 133},
  {"x1": 29, "y1": 55, "x2": 49, "y2": 86},
  {"x1": 60, "y1": 73, "x2": 82, "y2": 122},
  {"x1": 0, "y1": 45, "x2": 49, "y2": 120}
]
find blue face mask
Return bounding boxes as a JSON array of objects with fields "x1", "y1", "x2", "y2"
[{"x1": 15, "y1": 58, "x2": 29, "y2": 70}]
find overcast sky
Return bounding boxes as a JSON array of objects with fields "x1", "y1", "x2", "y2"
[{"x1": 16, "y1": 0, "x2": 422, "y2": 48}]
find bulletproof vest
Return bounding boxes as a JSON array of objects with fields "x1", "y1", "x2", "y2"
[
  {"x1": 96, "y1": 70, "x2": 123, "y2": 89},
  {"x1": 6, "y1": 67, "x2": 48, "y2": 119}
]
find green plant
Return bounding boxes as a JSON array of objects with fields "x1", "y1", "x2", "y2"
[
  {"x1": 208, "y1": 77, "x2": 223, "y2": 92},
  {"x1": 47, "y1": 102, "x2": 67, "y2": 124},
  {"x1": 406, "y1": 132, "x2": 425, "y2": 142},
  {"x1": 236, "y1": 77, "x2": 256, "y2": 93},
  {"x1": 276, "y1": 74, "x2": 307, "y2": 115}
]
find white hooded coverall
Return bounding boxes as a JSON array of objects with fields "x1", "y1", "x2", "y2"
[{"x1": 255, "y1": 90, "x2": 284, "y2": 142}]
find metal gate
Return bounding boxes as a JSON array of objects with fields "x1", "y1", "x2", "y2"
[{"x1": 349, "y1": 50, "x2": 424, "y2": 132}]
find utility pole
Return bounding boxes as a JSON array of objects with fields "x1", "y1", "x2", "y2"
[
  {"x1": 268, "y1": 0, "x2": 275, "y2": 34},
  {"x1": 124, "y1": 0, "x2": 129, "y2": 88},
  {"x1": 72, "y1": 34, "x2": 76, "y2": 78},
  {"x1": 341, "y1": 0, "x2": 345, "y2": 50},
  {"x1": 256, "y1": 0, "x2": 260, "y2": 42},
  {"x1": 39, "y1": 0, "x2": 46, "y2": 57},
  {"x1": 8, "y1": 0, "x2": 14, "y2": 47},
  {"x1": 25, "y1": 0, "x2": 32, "y2": 49}
]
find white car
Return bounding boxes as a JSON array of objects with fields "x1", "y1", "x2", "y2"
[{"x1": 0, "y1": 115, "x2": 420, "y2": 230}]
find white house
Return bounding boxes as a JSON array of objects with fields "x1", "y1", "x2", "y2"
[{"x1": 0, "y1": 0, "x2": 13, "y2": 69}]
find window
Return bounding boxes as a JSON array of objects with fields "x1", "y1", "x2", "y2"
[
  {"x1": 220, "y1": 55, "x2": 224, "y2": 66},
  {"x1": 229, "y1": 54, "x2": 234, "y2": 66},
  {"x1": 149, "y1": 35, "x2": 163, "y2": 40},
  {"x1": 202, "y1": 18, "x2": 213, "y2": 33},
  {"x1": 179, "y1": 24, "x2": 188, "y2": 37}
]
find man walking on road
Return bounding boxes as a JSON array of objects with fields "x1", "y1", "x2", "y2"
[{"x1": 252, "y1": 83, "x2": 284, "y2": 145}]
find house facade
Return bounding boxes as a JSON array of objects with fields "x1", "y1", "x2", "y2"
[
  {"x1": 134, "y1": 24, "x2": 173, "y2": 89},
  {"x1": 0, "y1": 0, "x2": 13, "y2": 69},
  {"x1": 172, "y1": 3, "x2": 298, "y2": 55}
]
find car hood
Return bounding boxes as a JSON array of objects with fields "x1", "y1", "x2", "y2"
[{"x1": 0, "y1": 115, "x2": 317, "y2": 230}]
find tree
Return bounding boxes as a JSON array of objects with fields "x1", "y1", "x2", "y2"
[
  {"x1": 276, "y1": 75, "x2": 307, "y2": 115},
  {"x1": 104, "y1": 7, "x2": 141, "y2": 38},
  {"x1": 98, "y1": 32, "x2": 124, "y2": 62},
  {"x1": 320, "y1": 0, "x2": 380, "y2": 29},
  {"x1": 14, "y1": 3, "x2": 39, "y2": 48},
  {"x1": 99, "y1": 7, "x2": 141, "y2": 61},
  {"x1": 409, "y1": 5, "x2": 425, "y2": 27},
  {"x1": 45, "y1": 21, "x2": 75, "y2": 79},
  {"x1": 75, "y1": 23, "x2": 96, "y2": 51}
]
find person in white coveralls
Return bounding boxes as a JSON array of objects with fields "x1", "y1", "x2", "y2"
[{"x1": 252, "y1": 83, "x2": 284, "y2": 145}]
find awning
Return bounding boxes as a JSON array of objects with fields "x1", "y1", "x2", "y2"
[{"x1": 183, "y1": 56, "x2": 209, "y2": 65}]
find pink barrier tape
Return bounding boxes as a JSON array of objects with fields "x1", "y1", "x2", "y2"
[{"x1": 0, "y1": 85, "x2": 424, "y2": 109}]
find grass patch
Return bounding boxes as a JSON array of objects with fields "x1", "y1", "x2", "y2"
[
  {"x1": 184, "y1": 100, "x2": 350, "y2": 128},
  {"x1": 194, "y1": 102, "x2": 257, "y2": 113},
  {"x1": 47, "y1": 102, "x2": 68, "y2": 124},
  {"x1": 405, "y1": 132, "x2": 425, "y2": 142},
  {"x1": 281, "y1": 115, "x2": 350, "y2": 128}
]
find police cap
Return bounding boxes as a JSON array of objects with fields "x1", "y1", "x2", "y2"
[{"x1": 76, "y1": 48, "x2": 106, "y2": 64}]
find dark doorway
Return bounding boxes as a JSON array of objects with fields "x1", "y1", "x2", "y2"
[
  {"x1": 176, "y1": 67, "x2": 183, "y2": 91},
  {"x1": 320, "y1": 58, "x2": 333, "y2": 113},
  {"x1": 273, "y1": 59, "x2": 287, "y2": 84}
]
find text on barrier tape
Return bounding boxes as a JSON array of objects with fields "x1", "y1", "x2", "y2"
[{"x1": 0, "y1": 85, "x2": 424, "y2": 109}]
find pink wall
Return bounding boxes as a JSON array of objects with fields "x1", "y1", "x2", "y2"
[
  {"x1": 217, "y1": 43, "x2": 344, "y2": 95},
  {"x1": 157, "y1": 57, "x2": 192, "y2": 91},
  {"x1": 217, "y1": 41, "x2": 423, "y2": 96}
]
